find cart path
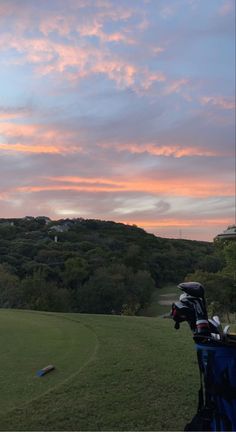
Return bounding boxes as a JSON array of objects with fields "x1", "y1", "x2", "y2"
[{"x1": 158, "y1": 292, "x2": 178, "y2": 306}]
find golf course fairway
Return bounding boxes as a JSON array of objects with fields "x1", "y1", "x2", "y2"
[{"x1": 0, "y1": 309, "x2": 199, "y2": 431}]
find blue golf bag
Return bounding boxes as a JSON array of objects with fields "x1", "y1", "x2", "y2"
[
  {"x1": 169, "y1": 282, "x2": 236, "y2": 432},
  {"x1": 185, "y1": 340, "x2": 236, "y2": 431}
]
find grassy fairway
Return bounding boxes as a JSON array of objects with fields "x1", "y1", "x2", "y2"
[{"x1": 0, "y1": 309, "x2": 199, "y2": 431}]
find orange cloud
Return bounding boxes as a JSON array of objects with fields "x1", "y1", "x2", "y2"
[
  {"x1": 121, "y1": 218, "x2": 232, "y2": 228},
  {"x1": 0, "y1": 122, "x2": 83, "y2": 154},
  {"x1": 17, "y1": 175, "x2": 235, "y2": 198},
  {"x1": 0, "y1": 122, "x2": 38, "y2": 137},
  {"x1": 0, "y1": 143, "x2": 72, "y2": 154},
  {"x1": 0, "y1": 191, "x2": 10, "y2": 200},
  {"x1": 0, "y1": 122, "x2": 75, "y2": 141}
]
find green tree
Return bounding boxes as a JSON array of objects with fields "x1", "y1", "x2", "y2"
[
  {"x1": 124, "y1": 244, "x2": 143, "y2": 271},
  {"x1": 221, "y1": 242, "x2": 236, "y2": 278},
  {"x1": 76, "y1": 265, "x2": 126, "y2": 314},
  {"x1": 197, "y1": 255, "x2": 223, "y2": 273},
  {"x1": 63, "y1": 257, "x2": 89, "y2": 289},
  {"x1": 20, "y1": 270, "x2": 71, "y2": 312},
  {"x1": 75, "y1": 264, "x2": 154, "y2": 315},
  {"x1": 0, "y1": 265, "x2": 21, "y2": 308},
  {"x1": 185, "y1": 270, "x2": 235, "y2": 320},
  {"x1": 124, "y1": 270, "x2": 155, "y2": 313}
]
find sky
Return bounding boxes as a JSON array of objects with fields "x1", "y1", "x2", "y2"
[{"x1": 0, "y1": 0, "x2": 235, "y2": 242}]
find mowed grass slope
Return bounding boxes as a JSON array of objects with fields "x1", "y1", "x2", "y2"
[{"x1": 0, "y1": 310, "x2": 199, "y2": 431}]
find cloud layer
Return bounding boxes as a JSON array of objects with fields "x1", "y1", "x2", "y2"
[{"x1": 0, "y1": 0, "x2": 235, "y2": 241}]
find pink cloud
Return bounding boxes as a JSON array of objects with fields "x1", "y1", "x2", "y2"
[
  {"x1": 2, "y1": 34, "x2": 162, "y2": 90},
  {"x1": 39, "y1": 14, "x2": 135, "y2": 44},
  {"x1": 78, "y1": 20, "x2": 135, "y2": 44},
  {"x1": 141, "y1": 70, "x2": 166, "y2": 90},
  {"x1": 0, "y1": 121, "x2": 84, "y2": 154},
  {"x1": 90, "y1": 59, "x2": 137, "y2": 86},
  {"x1": 0, "y1": 108, "x2": 30, "y2": 120},
  {"x1": 163, "y1": 78, "x2": 189, "y2": 95},
  {"x1": 0, "y1": 3, "x2": 15, "y2": 17},
  {"x1": 0, "y1": 1, "x2": 164, "y2": 93},
  {"x1": 39, "y1": 15, "x2": 73, "y2": 37},
  {"x1": 200, "y1": 96, "x2": 235, "y2": 110},
  {"x1": 101, "y1": 142, "x2": 225, "y2": 158},
  {"x1": 218, "y1": 0, "x2": 234, "y2": 16}
]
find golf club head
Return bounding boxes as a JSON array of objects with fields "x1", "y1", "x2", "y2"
[
  {"x1": 170, "y1": 281, "x2": 210, "y2": 335},
  {"x1": 171, "y1": 300, "x2": 196, "y2": 331},
  {"x1": 178, "y1": 282, "x2": 205, "y2": 299},
  {"x1": 213, "y1": 315, "x2": 221, "y2": 325},
  {"x1": 208, "y1": 318, "x2": 221, "y2": 335},
  {"x1": 179, "y1": 281, "x2": 209, "y2": 325},
  {"x1": 210, "y1": 333, "x2": 221, "y2": 341},
  {"x1": 223, "y1": 325, "x2": 230, "y2": 335},
  {"x1": 181, "y1": 296, "x2": 210, "y2": 333},
  {"x1": 212, "y1": 315, "x2": 223, "y2": 333}
]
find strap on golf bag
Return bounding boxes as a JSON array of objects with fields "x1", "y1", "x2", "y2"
[{"x1": 184, "y1": 343, "x2": 236, "y2": 432}]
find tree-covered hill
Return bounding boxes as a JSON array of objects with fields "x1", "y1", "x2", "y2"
[{"x1": 0, "y1": 217, "x2": 222, "y2": 314}]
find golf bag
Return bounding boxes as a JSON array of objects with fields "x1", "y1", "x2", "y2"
[
  {"x1": 185, "y1": 341, "x2": 236, "y2": 432},
  {"x1": 169, "y1": 282, "x2": 236, "y2": 432}
]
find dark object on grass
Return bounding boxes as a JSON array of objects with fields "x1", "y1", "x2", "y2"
[{"x1": 36, "y1": 364, "x2": 55, "y2": 377}]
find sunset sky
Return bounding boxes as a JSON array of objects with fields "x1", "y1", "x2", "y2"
[{"x1": 0, "y1": 0, "x2": 235, "y2": 241}]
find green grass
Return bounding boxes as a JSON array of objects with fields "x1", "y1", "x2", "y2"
[
  {"x1": 0, "y1": 309, "x2": 199, "y2": 431},
  {"x1": 0, "y1": 310, "x2": 97, "y2": 415}
]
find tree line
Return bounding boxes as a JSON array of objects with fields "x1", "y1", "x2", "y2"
[
  {"x1": 0, "y1": 217, "x2": 231, "y2": 315},
  {"x1": 186, "y1": 239, "x2": 236, "y2": 321}
]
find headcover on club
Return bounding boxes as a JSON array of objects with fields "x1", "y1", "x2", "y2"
[
  {"x1": 171, "y1": 300, "x2": 196, "y2": 330},
  {"x1": 171, "y1": 281, "x2": 210, "y2": 336},
  {"x1": 178, "y1": 282, "x2": 205, "y2": 299}
]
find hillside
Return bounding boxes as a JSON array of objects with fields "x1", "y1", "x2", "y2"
[
  {"x1": 0, "y1": 309, "x2": 199, "y2": 431},
  {"x1": 0, "y1": 217, "x2": 219, "y2": 314}
]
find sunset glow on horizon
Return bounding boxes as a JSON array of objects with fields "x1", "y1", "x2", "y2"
[{"x1": 0, "y1": 0, "x2": 235, "y2": 241}]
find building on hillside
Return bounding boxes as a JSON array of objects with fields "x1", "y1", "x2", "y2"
[
  {"x1": 49, "y1": 220, "x2": 73, "y2": 233},
  {"x1": 215, "y1": 225, "x2": 236, "y2": 241}
]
